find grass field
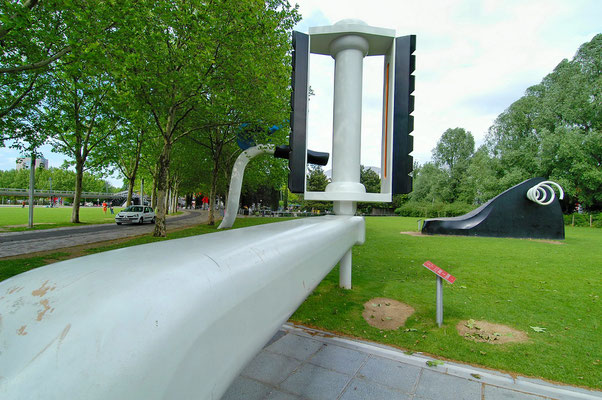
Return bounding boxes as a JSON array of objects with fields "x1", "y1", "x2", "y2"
[
  {"x1": 0, "y1": 216, "x2": 600, "y2": 388},
  {"x1": 292, "y1": 217, "x2": 602, "y2": 389},
  {"x1": 0, "y1": 206, "x2": 122, "y2": 230}
]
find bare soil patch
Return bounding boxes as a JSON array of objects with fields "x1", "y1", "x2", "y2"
[
  {"x1": 528, "y1": 239, "x2": 563, "y2": 245},
  {"x1": 362, "y1": 297, "x2": 415, "y2": 330},
  {"x1": 457, "y1": 319, "x2": 528, "y2": 344},
  {"x1": 400, "y1": 231, "x2": 424, "y2": 236}
]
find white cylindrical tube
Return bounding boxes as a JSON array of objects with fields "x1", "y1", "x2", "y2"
[
  {"x1": 339, "y1": 248, "x2": 352, "y2": 289},
  {"x1": 326, "y1": 34, "x2": 369, "y2": 202}
]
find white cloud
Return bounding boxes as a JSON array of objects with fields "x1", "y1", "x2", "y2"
[{"x1": 294, "y1": 0, "x2": 601, "y2": 166}]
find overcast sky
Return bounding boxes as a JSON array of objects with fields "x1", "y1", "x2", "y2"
[{"x1": 1, "y1": 0, "x2": 600, "y2": 184}]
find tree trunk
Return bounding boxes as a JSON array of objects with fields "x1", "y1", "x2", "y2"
[
  {"x1": 151, "y1": 166, "x2": 158, "y2": 208},
  {"x1": 152, "y1": 180, "x2": 157, "y2": 208},
  {"x1": 152, "y1": 140, "x2": 172, "y2": 237},
  {"x1": 208, "y1": 158, "x2": 220, "y2": 225},
  {"x1": 71, "y1": 159, "x2": 84, "y2": 223},
  {"x1": 126, "y1": 178, "x2": 135, "y2": 206}
]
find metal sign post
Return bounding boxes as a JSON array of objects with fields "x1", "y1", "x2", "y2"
[{"x1": 423, "y1": 260, "x2": 455, "y2": 327}]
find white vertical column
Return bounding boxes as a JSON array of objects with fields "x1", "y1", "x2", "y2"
[
  {"x1": 339, "y1": 249, "x2": 352, "y2": 289},
  {"x1": 326, "y1": 34, "x2": 369, "y2": 206},
  {"x1": 326, "y1": 32, "x2": 369, "y2": 288}
]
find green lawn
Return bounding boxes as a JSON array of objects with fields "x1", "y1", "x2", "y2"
[
  {"x1": 0, "y1": 206, "x2": 123, "y2": 230},
  {"x1": 0, "y1": 216, "x2": 600, "y2": 388},
  {"x1": 292, "y1": 217, "x2": 602, "y2": 389}
]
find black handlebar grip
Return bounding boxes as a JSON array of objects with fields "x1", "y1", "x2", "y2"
[
  {"x1": 307, "y1": 150, "x2": 329, "y2": 166},
  {"x1": 274, "y1": 145, "x2": 291, "y2": 160},
  {"x1": 274, "y1": 145, "x2": 329, "y2": 166}
]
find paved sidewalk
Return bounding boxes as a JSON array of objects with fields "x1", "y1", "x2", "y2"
[
  {"x1": 0, "y1": 210, "x2": 208, "y2": 258},
  {"x1": 222, "y1": 324, "x2": 601, "y2": 400}
]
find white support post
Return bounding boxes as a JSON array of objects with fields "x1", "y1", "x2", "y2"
[
  {"x1": 436, "y1": 276, "x2": 443, "y2": 327},
  {"x1": 218, "y1": 145, "x2": 275, "y2": 229},
  {"x1": 339, "y1": 249, "x2": 352, "y2": 289}
]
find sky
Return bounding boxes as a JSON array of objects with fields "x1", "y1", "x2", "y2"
[{"x1": 1, "y1": 0, "x2": 600, "y2": 184}]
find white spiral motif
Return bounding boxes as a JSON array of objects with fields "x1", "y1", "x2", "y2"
[{"x1": 526, "y1": 180, "x2": 564, "y2": 206}]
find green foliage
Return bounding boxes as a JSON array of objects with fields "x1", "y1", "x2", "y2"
[
  {"x1": 0, "y1": 167, "x2": 113, "y2": 192},
  {"x1": 357, "y1": 165, "x2": 384, "y2": 215},
  {"x1": 563, "y1": 213, "x2": 602, "y2": 228},
  {"x1": 486, "y1": 34, "x2": 602, "y2": 211},
  {"x1": 395, "y1": 201, "x2": 474, "y2": 218},
  {"x1": 303, "y1": 165, "x2": 331, "y2": 212}
]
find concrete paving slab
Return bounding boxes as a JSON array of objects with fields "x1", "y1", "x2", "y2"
[
  {"x1": 241, "y1": 351, "x2": 302, "y2": 386},
  {"x1": 308, "y1": 343, "x2": 368, "y2": 375},
  {"x1": 221, "y1": 323, "x2": 602, "y2": 400},
  {"x1": 414, "y1": 368, "x2": 482, "y2": 400},
  {"x1": 279, "y1": 363, "x2": 351, "y2": 400},
  {"x1": 356, "y1": 355, "x2": 421, "y2": 393},
  {"x1": 265, "y1": 332, "x2": 323, "y2": 361},
  {"x1": 264, "y1": 389, "x2": 302, "y2": 400},
  {"x1": 221, "y1": 376, "x2": 272, "y2": 400},
  {"x1": 339, "y1": 377, "x2": 412, "y2": 400},
  {"x1": 483, "y1": 385, "x2": 549, "y2": 400}
]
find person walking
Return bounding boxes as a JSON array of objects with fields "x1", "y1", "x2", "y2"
[{"x1": 102, "y1": 201, "x2": 107, "y2": 215}]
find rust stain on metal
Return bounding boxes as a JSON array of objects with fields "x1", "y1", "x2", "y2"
[
  {"x1": 8, "y1": 286, "x2": 24, "y2": 295},
  {"x1": 36, "y1": 299, "x2": 53, "y2": 321},
  {"x1": 32, "y1": 280, "x2": 56, "y2": 297},
  {"x1": 17, "y1": 325, "x2": 28, "y2": 336},
  {"x1": 8, "y1": 286, "x2": 23, "y2": 295}
]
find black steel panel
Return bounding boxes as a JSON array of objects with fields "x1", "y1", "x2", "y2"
[
  {"x1": 392, "y1": 35, "x2": 416, "y2": 194},
  {"x1": 422, "y1": 178, "x2": 565, "y2": 240},
  {"x1": 288, "y1": 31, "x2": 309, "y2": 193}
]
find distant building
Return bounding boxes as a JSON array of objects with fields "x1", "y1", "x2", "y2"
[{"x1": 16, "y1": 156, "x2": 49, "y2": 170}]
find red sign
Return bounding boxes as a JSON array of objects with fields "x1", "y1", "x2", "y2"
[{"x1": 423, "y1": 261, "x2": 456, "y2": 284}]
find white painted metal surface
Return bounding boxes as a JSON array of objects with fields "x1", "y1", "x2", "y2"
[
  {"x1": 526, "y1": 180, "x2": 564, "y2": 206},
  {"x1": 218, "y1": 145, "x2": 275, "y2": 230},
  {"x1": 0, "y1": 216, "x2": 365, "y2": 400},
  {"x1": 305, "y1": 19, "x2": 396, "y2": 203}
]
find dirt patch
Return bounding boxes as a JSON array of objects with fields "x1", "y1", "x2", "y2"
[
  {"x1": 457, "y1": 319, "x2": 528, "y2": 344},
  {"x1": 400, "y1": 231, "x2": 425, "y2": 236},
  {"x1": 528, "y1": 239, "x2": 563, "y2": 245},
  {"x1": 362, "y1": 298, "x2": 415, "y2": 330}
]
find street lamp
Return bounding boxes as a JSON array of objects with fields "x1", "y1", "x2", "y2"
[{"x1": 49, "y1": 177, "x2": 53, "y2": 207}]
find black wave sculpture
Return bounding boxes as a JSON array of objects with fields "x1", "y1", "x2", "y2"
[{"x1": 421, "y1": 177, "x2": 565, "y2": 240}]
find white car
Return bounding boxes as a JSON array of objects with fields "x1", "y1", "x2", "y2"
[{"x1": 115, "y1": 205, "x2": 156, "y2": 225}]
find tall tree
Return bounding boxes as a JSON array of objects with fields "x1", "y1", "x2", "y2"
[
  {"x1": 43, "y1": 63, "x2": 120, "y2": 222},
  {"x1": 486, "y1": 34, "x2": 601, "y2": 210},
  {"x1": 113, "y1": 0, "x2": 298, "y2": 235},
  {"x1": 432, "y1": 127, "x2": 475, "y2": 201}
]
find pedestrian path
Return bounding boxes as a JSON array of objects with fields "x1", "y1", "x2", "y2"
[
  {"x1": 222, "y1": 324, "x2": 601, "y2": 400},
  {"x1": 0, "y1": 210, "x2": 207, "y2": 258}
]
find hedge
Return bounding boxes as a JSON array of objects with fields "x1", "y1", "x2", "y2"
[
  {"x1": 563, "y1": 213, "x2": 602, "y2": 228},
  {"x1": 394, "y1": 202, "x2": 474, "y2": 218}
]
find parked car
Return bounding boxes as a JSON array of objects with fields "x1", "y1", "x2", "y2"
[{"x1": 115, "y1": 205, "x2": 156, "y2": 225}]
